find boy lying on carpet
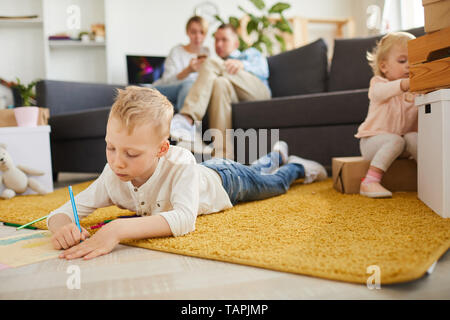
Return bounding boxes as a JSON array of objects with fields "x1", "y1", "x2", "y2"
[{"x1": 48, "y1": 86, "x2": 327, "y2": 260}]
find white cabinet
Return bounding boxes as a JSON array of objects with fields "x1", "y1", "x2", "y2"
[
  {"x1": 0, "y1": 0, "x2": 106, "y2": 85},
  {"x1": 416, "y1": 89, "x2": 450, "y2": 218}
]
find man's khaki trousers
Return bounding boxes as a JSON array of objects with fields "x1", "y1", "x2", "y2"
[{"x1": 180, "y1": 57, "x2": 271, "y2": 159}]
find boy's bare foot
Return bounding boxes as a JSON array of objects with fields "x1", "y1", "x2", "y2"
[{"x1": 360, "y1": 181, "x2": 392, "y2": 198}]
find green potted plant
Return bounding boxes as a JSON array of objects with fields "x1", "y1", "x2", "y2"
[
  {"x1": 215, "y1": 0, "x2": 293, "y2": 55},
  {"x1": 79, "y1": 31, "x2": 91, "y2": 43},
  {"x1": 11, "y1": 78, "x2": 40, "y2": 127}
]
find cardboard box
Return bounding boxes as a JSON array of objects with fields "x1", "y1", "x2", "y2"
[
  {"x1": 422, "y1": 0, "x2": 450, "y2": 33},
  {"x1": 0, "y1": 108, "x2": 49, "y2": 127},
  {"x1": 415, "y1": 89, "x2": 450, "y2": 218},
  {"x1": 332, "y1": 157, "x2": 417, "y2": 194},
  {"x1": 332, "y1": 157, "x2": 370, "y2": 194}
]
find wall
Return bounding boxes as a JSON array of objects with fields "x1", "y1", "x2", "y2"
[
  {"x1": 43, "y1": 0, "x2": 107, "y2": 83},
  {"x1": 0, "y1": 0, "x2": 107, "y2": 87},
  {"x1": 105, "y1": 0, "x2": 354, "y2": 84},
  {"x1": 350, "y1": 0, "x2": 385, "y2": 37},
  {"x1": 0, "y1": 0, "x2": 45, "y2": 85},
  {"x1": 2, "y1": 0, "x2": 408, "y2": 86}
]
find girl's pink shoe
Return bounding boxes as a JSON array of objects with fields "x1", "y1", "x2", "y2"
[{"x1": 360, "y1": 181, "x2": 392, "y2": 198}]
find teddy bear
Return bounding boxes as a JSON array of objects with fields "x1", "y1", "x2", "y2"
[{"x1": 0, "y1": 143, "x2": 49, "y2": 199}]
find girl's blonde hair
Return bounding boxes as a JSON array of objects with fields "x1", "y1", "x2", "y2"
[
  {"x1": 186, "y1": 16, "x2": 208, "y2": 35},
  {"x1": 367, "y1": 31, "x2": 416, "y2": 77},
  {"x1": 109, "y1": 86, "x2": 174, "y2": 139}
]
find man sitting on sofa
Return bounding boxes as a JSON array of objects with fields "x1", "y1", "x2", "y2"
[{"x1": 169, "y1": 23, "x2": 271, "y2": 159}]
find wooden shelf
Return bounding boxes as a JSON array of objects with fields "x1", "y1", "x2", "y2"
[
  {"x1": 0, "y1": 18, "x2": 43, "y2": 27},
  {"x1": 2, "y1": 0, "x2": 107, "y2": 84},
  {"x1": 48, "y1": 40, "x2": 106, "y2": 48}
]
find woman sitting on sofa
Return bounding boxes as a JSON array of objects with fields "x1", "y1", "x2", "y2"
[{"x1": 151, "y1": 16, "x2": 210, "y2": 112}]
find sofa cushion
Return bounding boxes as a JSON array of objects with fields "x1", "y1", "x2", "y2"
[
  {"x1": 36, "y1": 80, "x2": 124, "y2": 116},
  {"x1": 51, "y1": 138, "x2": 107, "y2": 174},
  {"x1": 232, "y1": 89, "x2": 369, "y2": 129},
  {"x1": 403, "y1": 26, "x2": 426, "y2": 38},
  {"x1": 267, "y1": 38, "x2": 328, "y2": 97},
  {"x1": 328, "y1": 35, "x2": 381, "y2": 92},
  {"x1": 49, "y1": 107, "x2": 110, "y2": 140},
  {"x1": 328, "y1": 27, "x2": 425, "y2": 92}
]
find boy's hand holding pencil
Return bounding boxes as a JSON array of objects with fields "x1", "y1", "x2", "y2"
[
  {"x1": 48, "y1": 185, "x2": 121, "y2": 259},
  {"x1": 51, "y1": 222, "x2": 90, "y2": 250},
  {"x1": 49, "y1": 186, "x2": 91, "y2": 250}
]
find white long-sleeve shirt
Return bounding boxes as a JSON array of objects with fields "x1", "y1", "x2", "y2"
[
  {"x1": 47, "y1": 146, "x2": 232, "y2": 236},
  {"x1": 153, "y1": 44, "x2": 210, "y2": 85}
]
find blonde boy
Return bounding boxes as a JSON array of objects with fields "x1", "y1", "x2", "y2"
[
  {"x1": 49, "y1": 86, "x2": 326, "y2": 260},
  {"x1": 48, "y1": 86, "x2": 230, "y2": 259}
]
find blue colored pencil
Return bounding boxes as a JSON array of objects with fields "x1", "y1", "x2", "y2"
[{"x1": 68, "y1": 185, "x2": 82, "y2": 233}]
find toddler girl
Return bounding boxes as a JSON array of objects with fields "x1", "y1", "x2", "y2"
[{"x1": 355, "y1": 32, "x2": 417, "y2": 198}]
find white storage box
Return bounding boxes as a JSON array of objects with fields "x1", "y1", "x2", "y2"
[
  {"x1": 0, "y1": 125, "x2": 53, "y2": 196},
  {"x1": 415, "y1": 89, "x2": 450, "y2": 218}
]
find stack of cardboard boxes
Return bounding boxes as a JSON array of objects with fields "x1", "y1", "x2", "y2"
[
  {"x1": 422, "y1": 0, "x2": 450, "y2": 33},
  {"x1": 332, "y1": 0, "x2": 450, "y2": 218}
]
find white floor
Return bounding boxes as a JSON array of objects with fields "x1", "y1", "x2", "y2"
[{"x1": 0, "y1": 173, "x2": 449, "y2": 299}]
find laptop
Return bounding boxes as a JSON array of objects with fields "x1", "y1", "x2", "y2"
[{"x1": 126, "y1": 55, "x2": 165, "y2": 84}]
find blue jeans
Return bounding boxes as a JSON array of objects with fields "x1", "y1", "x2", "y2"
[
  {"x1": 153, "y1": 79, "x2": 195, "y2": 112},
  {"x1": 201, "y1": 152, "x2": 305, "y2": 205}
]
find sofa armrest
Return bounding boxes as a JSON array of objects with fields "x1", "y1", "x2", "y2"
[
  {"x1": 36, "y1": 80, "x2": 125, "y2": 116},
  {"x1": 232, "y1": 89, "x2": 369, "y2": 129}
]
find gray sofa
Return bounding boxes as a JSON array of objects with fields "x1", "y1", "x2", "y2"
[
  {"x1": 36, "y1": 27, "x2": 424, "y2": 180},
  {"x1": 36, "y1": 81, "x2": 124, "y2": 179},
  {"x1": 232, "y1": 27, "x2": 424, "y2": 170}
]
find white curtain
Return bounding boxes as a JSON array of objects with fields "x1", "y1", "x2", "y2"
[
  {"x1": 400, "y1": 0, "x2": 424, "y2": 30},
  {"x1": 381, "y1": 0, "x2": 424, "y2": 33},
  {"x1": 381, "y1": 0, "x2": 401, "y2": 32}
]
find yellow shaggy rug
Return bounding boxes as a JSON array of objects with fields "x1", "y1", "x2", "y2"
[{"x1": 1, "y1": 179, "x2": 449, "y2": 285}]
